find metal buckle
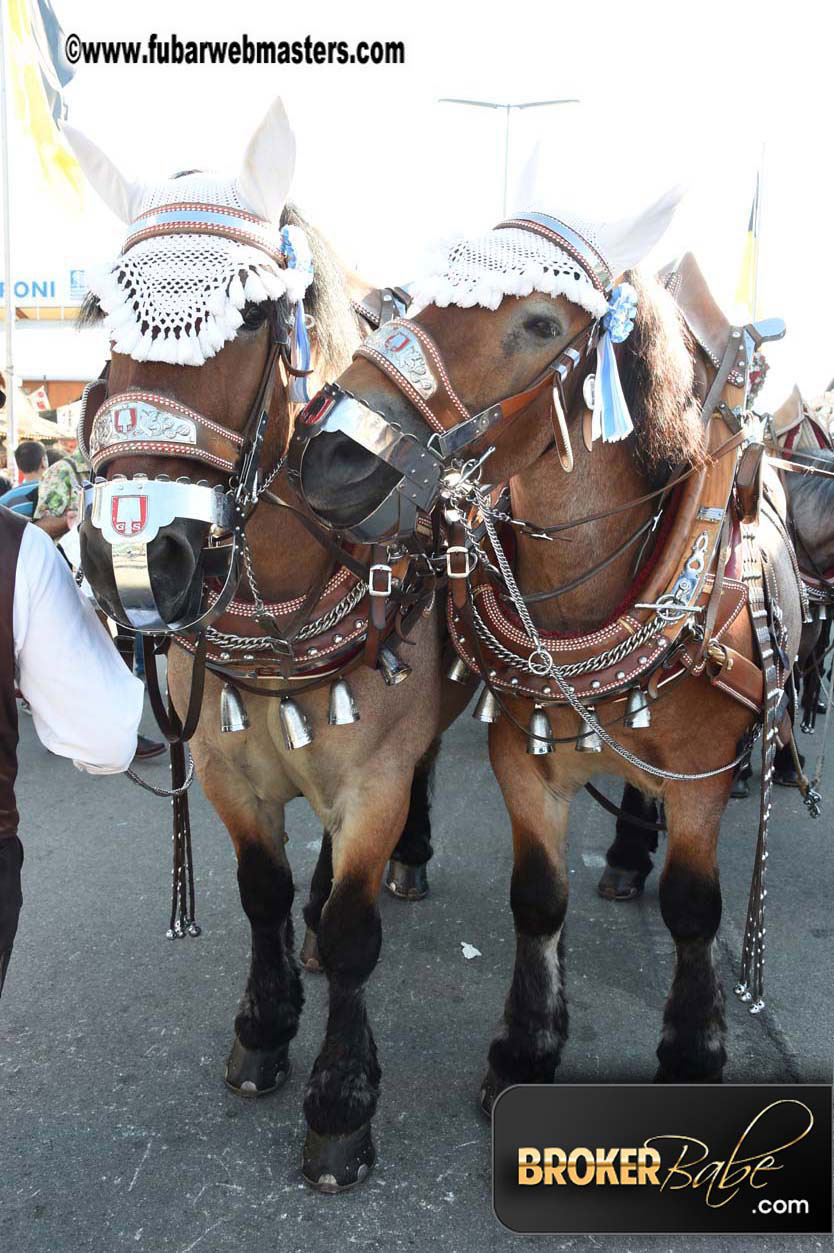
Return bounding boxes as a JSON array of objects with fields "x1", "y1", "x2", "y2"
[
  {"x1": 446, "y1": 546, "x2": 474, "y2": 579},
  {"x1": 369, "y1": 563, "x2": 393, "y2": 596}
]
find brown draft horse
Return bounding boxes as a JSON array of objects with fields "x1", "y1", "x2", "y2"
[
  {"x1": 310, "y1": 264, "x2": 803, "y2": 1104},
  {"x1": 75, "y1": 113, "x2": 470, "y2": 1187},
  {"x1": 605, "y1": 386, "x2": 834, "y2": 892}
]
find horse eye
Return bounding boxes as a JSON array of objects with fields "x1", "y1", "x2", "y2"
[
  {"x1": 241, "y1": 302, "x2": 267, "y2": 331},
  {"x1": 524, "y1": 316, "x2": 561, "y2": 340}
]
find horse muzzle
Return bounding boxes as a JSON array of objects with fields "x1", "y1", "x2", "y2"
[{"x1": 83, "y1": 475, "x2": 240, "y2": 633}]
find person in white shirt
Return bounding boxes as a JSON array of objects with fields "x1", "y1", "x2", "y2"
[{"x1": 0, "y1": 506, "x2": 145, "y2": 1001}]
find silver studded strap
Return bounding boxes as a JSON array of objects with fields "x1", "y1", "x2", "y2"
[{"x1": 734, "y1": 526, "x2": 780, "y2": 1013}]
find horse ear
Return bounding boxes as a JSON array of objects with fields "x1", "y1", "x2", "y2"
[
  {"x1": 599, "y1": 186, "x2": 685, "y2": 280},
  {"x1": 61, "y1": 123, "x2": 143, "y2": 223},
  {"x1": 236, "y1": 97, "x2": 296, "y2": 224}
]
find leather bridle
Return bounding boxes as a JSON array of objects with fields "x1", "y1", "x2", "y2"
[{"x1": 79, "y1": 302, "x2": 301, "y2": 633}]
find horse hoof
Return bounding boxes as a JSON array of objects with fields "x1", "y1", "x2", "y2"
[
  {"x1": 385, "y1": 858, "x2": 429, "y2": 901},
  {"x1": 597, "y1": 864, "x2": 647, "y2": 901},
  {"x1": 224, "y1": 1038, "x2": 290, "y2": 1097},
  {"x1": 302, "y1": 1123, "x2": 375, "y2": 1193},
  {"x1": 300, "y1": 926, "x2": 322, "y2": 973},
  {"x1": 773, "y1": 767, "x2": 801, "y2": 788},
  {"x1": 730, "y1": 775, "x2": 751, "y2": 799},
  {"x1": 479, "y1": 1066, "x2": 504, "y2": 1118}
]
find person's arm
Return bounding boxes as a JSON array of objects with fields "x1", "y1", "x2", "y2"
[
  {"x1": 33, "y1": 514, "x2": 69, "y2": 540},
  {"x1": 13, "y1": 524, "x2": 144, "y2": 772}
]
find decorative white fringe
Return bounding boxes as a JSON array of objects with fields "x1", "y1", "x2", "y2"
[{"x1": 89, "y1": 234, "x2": 313, "y2": 368}]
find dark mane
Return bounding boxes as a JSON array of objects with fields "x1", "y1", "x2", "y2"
[
  {"x1": 280, "y1": 202, "x2": 362, "y2": 374},
  {"x1": 618, "y1": 270, "x2": 706, "y2": 486},
  {"x1": 78, "y1": 201, "x2": 362, "y2": 376}
]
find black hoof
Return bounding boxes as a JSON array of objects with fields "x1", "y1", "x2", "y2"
[
  {"x1": 302, "y1": 1123, "x2": 375, "y2": 1193},
  {"x1": 224, "y1": 1037, "x2": 290, "y2": 1097},
  {"x1": 479, "y1": 1066, "x2": 504, "y2": 1119},
  {"x1": 300, "y1": 926, "x2": 322, "y2": 973},
  {"x1": 773, "y1": 766, "x2": 801, "y2": 788},
  {"x1": 385, "y1": 858, "x2": 429, "y2": 901},
  {"x1": 597, "y1": 864, "x2": 648, "y2": 901},
  {"x1": 730, "y1": 775, "x2": 751, "y2": 799}
]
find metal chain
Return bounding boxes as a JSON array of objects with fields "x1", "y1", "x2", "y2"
[
  {"x1": 126, "y1": 753, "x2": 195, "y2": 798},
  {"x1": 206, "y1": 579, "x2": 368, "y2": 652},
  {"x1": 469, "y1": 599, "x2": 661, "y2": 680},
  {"x1": 469, "y1": 484, "x2": 753, "y2": 782}
]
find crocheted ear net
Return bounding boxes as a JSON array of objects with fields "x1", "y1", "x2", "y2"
[
  {"x1": 408, "y1": 224, "x2": 611, "y2": 320},
  {"x1": 88, "y1": 173, "x2": 313, "y2": 367}
]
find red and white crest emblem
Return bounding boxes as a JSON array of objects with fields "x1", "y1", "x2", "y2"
[
  {"x1": 111, "y1": 494, "x2": 148, "y2": 537},
  {"x1": 113, "y1": 405, "x2": 138, "y2": 434}
]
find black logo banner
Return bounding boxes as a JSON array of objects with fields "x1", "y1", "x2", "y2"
[{"x1": 493, "y1": 1084, "x2": 832, "y2": 1234}]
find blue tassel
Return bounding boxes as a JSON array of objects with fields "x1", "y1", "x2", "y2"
[
  {"x1": 289, "y1": 300, "x2": 311, "y2": 404},
  {"x1": 591, "y1": 328, "x2": 634, "y2": 443}
]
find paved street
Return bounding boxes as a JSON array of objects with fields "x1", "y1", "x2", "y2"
[{"x1": 1, "y1": 696, "x2": 831, "y2": 1253}]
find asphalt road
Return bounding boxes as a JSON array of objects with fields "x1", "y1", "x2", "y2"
[{"x1": 1, "y1": 695, "x2": 831, "y2": 1253}]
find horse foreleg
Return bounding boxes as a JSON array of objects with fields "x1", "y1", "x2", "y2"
[
  {"x1": 300, "y1": 831, "x2": 332, "y2": 973},
  {"x1": 385, "y1": 736, "x2": 440, "y2": 900},
  {"x1": 223, "y1": 820, "x2": 303, "y2": 1096},
  {"x1": 481, "y1": 727, "x2": 572, "y2": 1114},
  {"x1": 597, "y1": 783, "x2": 659, "y2": 901},
  {"x1": 655, "y1": 782, "x2": 726, "y2": 1082},
  {"x1": 302, "y1": 777, "x2": 410, "y2": 1192}
]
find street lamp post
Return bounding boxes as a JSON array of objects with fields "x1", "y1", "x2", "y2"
[{"x1": 438, "y1": 98, "x2": 579, "y2": 216}]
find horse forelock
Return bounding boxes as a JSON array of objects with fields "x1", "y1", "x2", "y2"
[{"x1": 617, "y1": 270, "x2": 705, "y2": 487}]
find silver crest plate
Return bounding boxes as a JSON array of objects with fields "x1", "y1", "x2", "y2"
[
  {"x1": 90, "y1": 400, "x2": 197, "y2": 458},
  {"x1": 365, "y1": 325, "x2": 437, "y2": 400}
]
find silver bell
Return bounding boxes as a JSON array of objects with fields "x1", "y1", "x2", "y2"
[
  {"x1": 378, "y1": 645, "x2": 412, "y2": 686},
  {"x1": 447, "y1": 655, "x2": 470, "y2": 684},
  {"x1": 327, "y1": 678, "x2": 360, "y2": 725},
  {"x1": 575, "y1": 709, "x2": 603, "y2": 752},
  {"x1": 472, "y1": 686, "x2": 500, "y2": 723},
  {"x1": 220, "y1": 682, "x2": 249, "y2": 733},
  {"x1": 278, "y1": 696, "x2": 313, "y2": 750},
  {"x1": 624, "y1": 687, "x2": 652, "y2": 729},
  {"x1": 527, "y1": 704, "x2": 554, "y2": 755}
]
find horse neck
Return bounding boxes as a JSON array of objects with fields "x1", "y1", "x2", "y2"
[{"x1": 509, "y1": 434, "x2": 654, "y2": 635}]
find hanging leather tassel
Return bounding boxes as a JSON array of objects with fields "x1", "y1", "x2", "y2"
[{"x1": 167, "y1": 733, "x2": 200, "y2": 939}]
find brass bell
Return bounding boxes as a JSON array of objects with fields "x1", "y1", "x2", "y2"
[
  {"x1": 624, "y1": 687, "x2": 652, "y2": 729},
  {"x1": 378, "y1": 645, "x2": 412, "y2": 686},
  {"x1": 220, "y1": 682, "x2": 249, "y2": 733},
  {"x1": 327, "y1": 678, "x2": 360, "y2": 725},
  {"x1": 575, "y1": 708, "x2": 603, "y2": 752},
  {"x1": 527, "y1": 704, "x2": 554, "y2": 755},
  {"x1": 447, "y1": 656, "x2": 470, "y2": 684},
  {"x1": 472, "y1": 686, "x2": 500, "y2": 724},
  {"x1": 278, "y1": 696, "x2": 313, "y2": 750}
]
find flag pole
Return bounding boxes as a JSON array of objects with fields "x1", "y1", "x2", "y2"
[
  {"x1": 0, "y1": 2, "x2": 16, "y2": 477},
  {"x1": 751, "y1": 148, "x2": 764, "y2": 322}
]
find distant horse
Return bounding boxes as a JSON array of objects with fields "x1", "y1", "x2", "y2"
[
  {"x1": 71, "y1": 101, "x2": 468, "y2": 1191},
  {"x1": 302, "y1": 211, "x2": 803, "y2": 1101}
]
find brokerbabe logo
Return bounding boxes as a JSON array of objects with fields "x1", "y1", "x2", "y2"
[{"x1": 493, "y1": 1084, "x2": 832, "y2": 1234}]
